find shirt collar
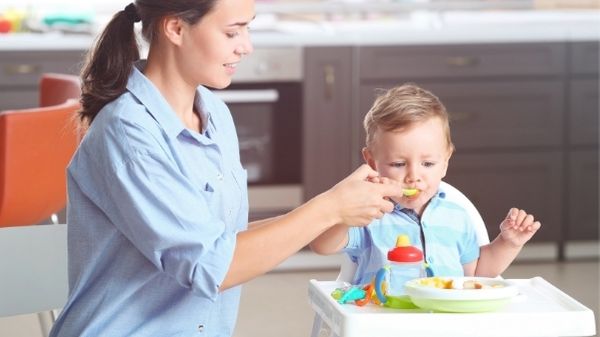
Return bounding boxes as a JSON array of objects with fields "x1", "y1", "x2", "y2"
[{"x1": 126, "y1": 60, "x2": 214, "y2": 141}]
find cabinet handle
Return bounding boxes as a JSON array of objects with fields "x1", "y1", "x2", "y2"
[
  {"x1": 446, "y1": 56, "x2": 479, "y2": 67},
  {"x1": 4, "y1": 64, "x2": 41, "y2": 75},
  {"x1": 323, "y1": 65, "x2": 335, "y2": 100}
]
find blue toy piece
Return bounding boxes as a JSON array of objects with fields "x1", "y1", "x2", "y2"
[{"x1": 331, "y1": 286, "x2": 367, "y2": 304}]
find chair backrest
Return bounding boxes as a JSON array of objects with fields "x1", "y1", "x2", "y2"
[
  {"x1": 39, "y1": 73, "x2": 81, "y2": 108},
  {"x1": 0, "y1": 100, "x2": 80, "y2": 227},
  {"x1": 0, "y1": 224, "x2": 68, "y2": 317},
  {"x1": 336, "y1": 181, "x2": 490, "y2": 282}
]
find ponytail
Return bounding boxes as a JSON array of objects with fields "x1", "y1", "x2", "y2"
[
  {"x1": 78, "y1": 0, "x2": 218, "y2": 127},
  {"x1": 79, "y1": 4, "x2": 141, "y2": 126}
]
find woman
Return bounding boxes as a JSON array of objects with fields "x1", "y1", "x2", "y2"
[{"x1": 49, "y1": 1, "x2": 402, "y2": 336}]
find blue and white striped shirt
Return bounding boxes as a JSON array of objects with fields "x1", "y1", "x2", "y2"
[{"x1": 345, "y1": 188, "x2": 480, "y2": 285}]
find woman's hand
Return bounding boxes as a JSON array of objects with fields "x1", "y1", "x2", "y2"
[{"x1": 323, "y1": 164, "x2": 402, "y2": 227}]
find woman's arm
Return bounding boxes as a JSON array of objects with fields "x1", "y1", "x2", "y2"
[{"x1": 220, "y1": 164, "x2": 401, "y2": 290}]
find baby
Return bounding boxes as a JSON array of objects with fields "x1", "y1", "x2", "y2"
[{"x1": 310, "y1": 83, "x2": 541, "y2": 285}]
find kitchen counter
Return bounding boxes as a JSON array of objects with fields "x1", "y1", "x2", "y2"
[{"x1": 0, "y1": 10, "x2": 598, "y2": 51}]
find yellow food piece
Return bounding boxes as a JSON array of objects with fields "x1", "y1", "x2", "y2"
[
  {"x1": 418, "y1": 277, "x2": 454, "y2": 289},
  {"x1": 403, "y1": 188, "x2": 419, "y2": 197}
]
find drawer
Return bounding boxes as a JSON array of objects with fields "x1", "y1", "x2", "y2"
[
  {"x1": 569, "y1": 78, "x2": 599, "y2": 146},
  {"x1": 359, "y1": 43, "x2": 567, "y2": 80},
  {"x1": 445, "y1": 151, "x2": 563, "y2": 242},
  {"x1": 0, "y1": 50, "x2": 85, "y2": 86},
  {"x1": 358, "y1": 79, "x2": 564, "y2": 150},
  {"x1": 570, "y1": 41, "x2": 599, "y2": 75}
]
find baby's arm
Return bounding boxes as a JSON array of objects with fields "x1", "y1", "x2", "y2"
[
  {"x1": 309, "y1": 224, "x2": 349, "y2": 255},
  {"x1": 474, "y1": 208, "x2": 541, "y2": 277}
]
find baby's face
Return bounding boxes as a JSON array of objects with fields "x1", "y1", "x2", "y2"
[{"x1": 363, "y1": 117, "x2": 452, "y2": 215}]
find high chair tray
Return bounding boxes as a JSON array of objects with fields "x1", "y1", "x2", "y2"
[{"x1": 308, "y1": 277, "x2": 596, "y2": 337}]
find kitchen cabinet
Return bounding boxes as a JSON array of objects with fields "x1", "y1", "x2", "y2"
[
  {"x1": 304, "y1": 42, "x2": 596, "y2": 246},
  {"x1": 355, "y1": 42, "x2": 568, "y2": 244},
  {"x1": 0, "y1": 50, "x2": 85, "y2": 110},
  {"x1": 565, "y1": 41, "x2": 599, "y2": 242},
  {"x1": 302, "y1": 46, "x2": 356, "y2": 200}
]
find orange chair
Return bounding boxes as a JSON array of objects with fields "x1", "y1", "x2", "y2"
[
  {"x1": 0, "y1": 98, "x2": 80, "y2": 228},
  {"x1": 39, "y1": 72, "x2": 81, "y2": 108}
]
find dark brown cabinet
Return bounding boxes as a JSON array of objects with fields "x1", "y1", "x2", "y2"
[
  {"x1": 355, "y1": 42, "x2": 567, "y2": 243},
  {"x1": 565, "y1": 41, "x2": 599, "y2": 243},
  {"x1": 447, "y1": 151, "x2": 563, "y2": 241},
  {"x1": 303, "y1": 41, "x2": 598, "y2": 249},
  {"x1": 302, "y1": 46, "x2": 355, "y2": 200}
]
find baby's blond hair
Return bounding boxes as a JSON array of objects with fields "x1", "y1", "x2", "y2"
[{"x1": 363, "y1": 83, "x2": 454, "y2": 152}]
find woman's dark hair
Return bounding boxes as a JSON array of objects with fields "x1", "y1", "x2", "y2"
[{"x1": 79, "y1": 0, "x2": 218, "y2": 126}]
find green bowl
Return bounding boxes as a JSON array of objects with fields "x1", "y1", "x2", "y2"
[
  {"x1": 409, "y1": 296, "x2": 513, "y2": 313},
  {"x1": 405, "y1": 277, "x2": 519, "y2": 313},
  {"x1": 383, "y1": 295, "x2": 419, "y2": 309}
]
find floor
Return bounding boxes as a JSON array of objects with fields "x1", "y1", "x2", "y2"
[{"x1": 0, "y1": 260, "x2": 597, "y2": 337}]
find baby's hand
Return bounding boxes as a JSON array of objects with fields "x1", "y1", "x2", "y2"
[{"x1": 499, "y1": 208, "x2": 541, "y2": 247}]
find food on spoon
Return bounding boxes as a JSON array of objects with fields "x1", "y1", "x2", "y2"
[{"x1": 403, "y1": 188, "x2": 419, "y2": 197}]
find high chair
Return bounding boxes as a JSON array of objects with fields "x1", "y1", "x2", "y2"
[{"x1": 310, "y1": 181, "x2": 491, "y2": 337}]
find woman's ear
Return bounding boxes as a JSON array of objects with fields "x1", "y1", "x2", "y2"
[
  {"x1": 162, "y1": 15, "x2": 185, "y2": 46},
  {"x1": 362, "y1": 147, "x2": 377, "y2": 170}
]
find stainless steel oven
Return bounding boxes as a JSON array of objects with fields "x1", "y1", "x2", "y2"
[{"x1": 213, "y1": 47, "x2": 304, "y2": 219}]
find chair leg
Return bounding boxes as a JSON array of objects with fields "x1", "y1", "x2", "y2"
[
  {"x1": 37, "y1": 311, "x2": 55, "y2": 337},
  {"x1": 311, "y1": 313, "x2": 336, "y2": 337}
]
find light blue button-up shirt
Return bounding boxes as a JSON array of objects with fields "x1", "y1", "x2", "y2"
[
  {"x1": 50, "y1": 61, "x2": 249, "y2": 337},
  {"x1": 345, "y1": 187, "x2": 480, "y2": 285}
]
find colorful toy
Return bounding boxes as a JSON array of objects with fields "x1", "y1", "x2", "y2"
[{"x1": 331, "y1": 285, "x2": 366, "y2": 304}]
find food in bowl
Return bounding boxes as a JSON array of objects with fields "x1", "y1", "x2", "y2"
[
  {"x1": 417, "y1": 276, "x2": 505, "y2": 290},
  {"x1": 405, "y1": 277, "x2": 518, "y2": 313}
]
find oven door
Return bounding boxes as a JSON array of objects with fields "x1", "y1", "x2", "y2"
[{"x1": 214, "y1": 83, "x2": 303, "y2": 218}]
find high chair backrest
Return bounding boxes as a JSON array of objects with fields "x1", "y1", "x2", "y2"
[{"x1": 0, "y1": 99, "x2": 80, "y2": 227}]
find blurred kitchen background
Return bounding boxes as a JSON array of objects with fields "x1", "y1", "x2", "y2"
[{"x1": 0, "y1": 0, "x2": 598, "y2": 336}]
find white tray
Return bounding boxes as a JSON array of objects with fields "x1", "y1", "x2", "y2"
[{"x1": 308, "y1": 277, "x2": 596, "y2": 337}]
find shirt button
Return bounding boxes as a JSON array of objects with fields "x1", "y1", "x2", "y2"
[
  {"x1": 217, "y1": 173, "x2": 224, "y2": 181},
  {"x1": 197, "y1": 324, "x2": 204, "y2": 332}
]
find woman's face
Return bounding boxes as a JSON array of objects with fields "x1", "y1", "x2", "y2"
[
  {"x1": 363, "y1": 117, "x2": 452, "y2": 215},
  {"x1": 179, "y1": 0, "x2": 255, "y2": 89}
]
